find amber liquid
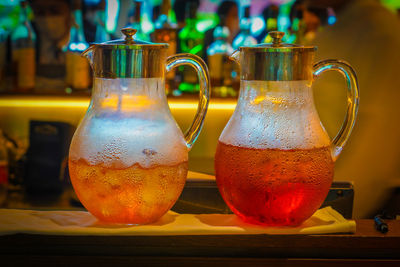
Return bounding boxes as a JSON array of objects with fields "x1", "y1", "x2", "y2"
[
  {"x1": 69, "y1": 159, "x2": 188, "y2": 224},
  {"x1": 215, "y1": 142, "x2": 334, "y2": 226}
]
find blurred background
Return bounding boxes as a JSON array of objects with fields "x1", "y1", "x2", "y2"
[{"x1": 0, "y1": 0, "x2": 400, "y2": 220}]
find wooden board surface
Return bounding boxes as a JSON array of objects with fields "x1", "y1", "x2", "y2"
[{"x1": 1, "y1": 220, "x2": 400, "y2": 266}]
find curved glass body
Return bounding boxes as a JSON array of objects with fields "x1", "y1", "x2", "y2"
[
  {"x1": 215, "y1": 80, "x2": 333, "y2": 226},
  {"x1": 69, "y1": 30, "x2": 210, "y2": 224},
  {"x1": 69, "y1": 78, "x2": 188, "y2": 224}
]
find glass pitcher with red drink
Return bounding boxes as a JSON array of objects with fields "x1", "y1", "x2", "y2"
[
  {"x1": 69, "y1": 28, "x2": 210, "y2": 224},
  {"x1": 215, "y1": 31, "x2": 359, "y2": 226}
]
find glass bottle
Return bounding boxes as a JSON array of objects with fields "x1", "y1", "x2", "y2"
[
  {"x1": 232, "y1": 6, "x2": 257, "y2": 50},
  {"x1": 262, "y1": 5, "x2": 279, "y2": 43},
  {"x1": 152, "y1": 0, "x2": 177, "y2": 94},
  {"x1": 127, "y1": 0, "x2": 149, "y2": 41},
  {"x1": 178, "y1": 1, "x2": 204, "y2": 93},
  {"x1": 0, "y1": 29, "x2": 7, "y2": 84},
  {"x1": 207, "y1": 26, "x2": 237, "y2": 97},
  {"x1": 94, "y1": 0, "x2": 110, "y2": 43},
  {"x1": 11, "y1": 0, "x2": 36, "y2": 92},
  {"x1": 266, "y1": 17, "x2": 278, "y2": 33},
  {"x1": 0, "y1": 130, "x2": 8, "y2": 206},
  {"x1": 154, "y1": 0, "x2": 176, "y2": 29},
  {"x1": 286, "y1": 7, "x2": 306, "y2": 44},
  {"x1": 65, "y1": 0, "x2": 91, "y2": 90}
]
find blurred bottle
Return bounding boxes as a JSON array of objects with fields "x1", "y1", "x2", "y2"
[
  {"x1": 207, "y1": 26, "x2": 237, "y2": 97},
  {"x1": 127, "y1": 0, "x2": 150, "y2": 41},
  {"x1": 65, "y1": 0, "x2": 91, "y2": 90},
  {"x1": 94, "y1": 0, "x2": 110, "y2": 43},
  {"x1": 178, "y1": 1, "x2": 204, "y2": 93},
  {"x1": 286, "y1": 2, "x2": 306, "y2": 44},
  {"x1": 152, "y1": 0, "x2": 177, "y2": 94},
  {"x1": 154, "y1": 0, "x2": 176, "y2": 29},
  {"x1": 179, "y1": 1, "x2": 203, "y2": 56},
  {"x1": 266, "y1": 16, "x2": 278, "y2": 33},
  {"x1": 0, "y1": 29, "x2": 7, "y2": 85},
  {"x1": 11, "y1": 0, "x2": 36, "y2": 92},
  {"x1": 261, "y1": 4, "x2": 279, "y2": 43},
  {"x1": 232, "y1": 6, "x2": 257, "y2": 50},
  {"x1": 0, "y1": 130, "x2": 8, "y2": 206}
]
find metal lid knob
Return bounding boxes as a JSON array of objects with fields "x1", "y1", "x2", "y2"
[
  {"x1": 121, "y1": 28, "x2": 137, "y2": 44},
  {"x1": 270, "y1": 31, "x2": 285, "y2": 46}
]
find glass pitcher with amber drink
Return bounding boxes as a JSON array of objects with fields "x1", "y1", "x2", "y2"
[
  {"x1": 69, "y1": 28, "x2": 210, "y2": 224},
  {"x1": 215, "y1": 32, "x2": 359, "y2": 226}
]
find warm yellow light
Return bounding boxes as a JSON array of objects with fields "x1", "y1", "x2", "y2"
[
  {"x1": 0, "y1": 97, "x2": 237, "y2": 111},
  {"x1": 100, "y1": 95, "x2": 156, "y2": 111},
  {"x1": 0, "y1": 97, "x2": 90, "y2": 108},
  {"x1": 252, "y1": 95, "x2": 284, "y2": 105}
]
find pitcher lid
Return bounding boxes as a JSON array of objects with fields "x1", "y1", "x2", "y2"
[
  {"x1": 94, "y1": 28, "x2": 169, "y2": 50},
  {"x1": 82, "y1": 28, "x2": 169, "y2": 79},
  {"x1": 240, "y1": 31, "x2": 315, "y2": 52},
  {"x1": 233, "y1": 31, "x2": 316, "y2": 81}
]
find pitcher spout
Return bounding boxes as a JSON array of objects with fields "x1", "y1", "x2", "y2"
[
  {"x1": 229, "y1": 50, "x2": 240, "y2": 64},
  {"x1": 81, "y1": 45, "x2": 94, "y2": 66}
]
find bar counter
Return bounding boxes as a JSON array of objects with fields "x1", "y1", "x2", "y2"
[
  {"x1": 1, "y1": 96, "x2": 399, "y2": 266},
  {"x1": 1, "y1": 219, "x2": 400, "y2": 267}
]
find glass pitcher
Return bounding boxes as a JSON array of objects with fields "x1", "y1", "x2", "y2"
[
  {"x1": 215, "y1": 31, "x2": 359, "y2": 226},
  {"x1": 69, "y1": 28, "x2": 210, "y2": 224}
]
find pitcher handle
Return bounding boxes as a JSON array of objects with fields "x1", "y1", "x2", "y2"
[
  {"x1": 166, "y1": 53, "x2": 210, "y2": 149},
  {"x1": 313, "y1": 59, "x2": 360, "y2": 161}
]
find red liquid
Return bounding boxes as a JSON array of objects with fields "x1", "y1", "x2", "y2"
[{"x1": 215, "y1": 142, "x2": 334, "y2": 226}]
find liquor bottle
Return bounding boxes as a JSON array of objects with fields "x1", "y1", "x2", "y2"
[
  {"x1": 0, "y1": 130, "x2": 8, "y2": 206},
  {"x1": 0, "y1": 29, "x2": 6, "y2": 83},
  {"x1": 94, "y1": 0, "x2": 110, "y2": 43},
  {"x1": 178, "y1": 1, "x2": 204, "y2": 93},
  {"x1": 128, "y1": 1, "x2": 150, "y2": 41},
  {"x1": 285, "y1": 4, "x2": 306, "y2": 44},
  {"x1": 152, "y1": 0, "x2": 177, "y2": 94},
  {"x1": 286, "y1": 16, "x2": 306, "y2": 44},
  {"x1": 179, "y1": 1, "x2": 203, "y2": 56},
  {"x1": 262, "y1": 5, "x2": 279, "y2": 43},
  {"x1": 11, "y1": 0, "x2": 36, "y2": 92},
  {"x1": 154, "y1": 0, "x2": 176, "y2": 30},
  {"x1": 207, "y1": 26, "x2": 237, "y2": 97},
  {"x1": 65, "y1": 0, "x2": 91, "y2": 90},
  {"x1": 266, "y1": 17, "x2": 278, "y2": 33},
  {"x1": 232, "y1": 6, "x2": 257, "y2": 50}
]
